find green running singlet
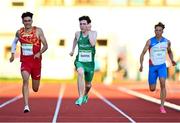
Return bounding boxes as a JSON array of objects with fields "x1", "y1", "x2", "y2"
[{"x1": 74, "y1": 32, "x2": 96, "y2": 82}]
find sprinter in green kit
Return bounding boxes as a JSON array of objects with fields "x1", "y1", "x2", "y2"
[{"x1": 70, "y1": 16, "x2": 97, "y2": 106}]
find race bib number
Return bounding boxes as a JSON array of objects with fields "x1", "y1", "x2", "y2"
[
  {"x1": 153, "y1": 49, "x2": 166, "y2": 60},
  {"x1": 78, "y1": 51, "x2": 92, "y2": 62},
  {"x1": 154, "y1": 50, "x2": 165, "y2": 58},
  {"x1": 150, "y1": 47, "x2": 166, "y2": 65},
  {"x1": 21, "y1": 43, "x2": 33, "y2": 56}
]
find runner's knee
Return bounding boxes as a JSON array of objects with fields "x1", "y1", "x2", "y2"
[
  {"x1": 86, "y1": 83, "x2": 92, "y2": 88},
  {"x1": 32, "y1": 80, "x2": 40, "y2": 92},
  {"x1": 159, "y1": 78, "x2": 166, "y2": 89},
  {"x1": 23, "y1": 80, "x2": 29, "y2": 85},
  {"x1": 149, "y1": 85, "x2": 156, "y2": 91},
  {"x1": 77, "y1": 68, "x2": 84, "y2": 76},
  {"x1": 150, "y1": 88, "x2": 155, "y2": 92},
  {"x1": 32, "y1": 87, "x2": 39, "y2": 92},
  {"x1": 32, "y1": 84, "x2": 39, "y2": 92}
]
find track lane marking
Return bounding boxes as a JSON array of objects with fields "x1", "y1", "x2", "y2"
[
  {"x1": 117, "y1": 86, "x2": 180, "y2": 111},
  {"x1": 52, "y1": 84, "x2": 66, "y2": 123},
  {"x1": 91, "y1": 88, "x2": 136, "y2": 123},
  {"x1": 0, "y1": 84, "x2": 43, "y2": 108},
  {"x1": 0, "y1": 94, "x2": 22, "y2": 108}
]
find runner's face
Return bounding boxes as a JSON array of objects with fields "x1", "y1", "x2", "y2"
[
  {"x1": 80, "y1": 20, "x2": 88, "y2": 32},
  {"x1": 22, "y1": 17, "x2": 32, "y2": 29},
  {"x1": 87, "y1": 23, "x2": 91, "y2": 31},
  {"x1": 155, "y1": 26, "x2": 163, "y2": 38}
]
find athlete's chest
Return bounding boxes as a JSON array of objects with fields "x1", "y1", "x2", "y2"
[
  {"x1": 19, "y1": 31, "x2": 39, "y2": 45},
  {"x1": 78, "y1": 36, "x2": 90, "y2": 46},
  {"x1": 151, "y1": 41, "x2": 168, "y2": 52}
]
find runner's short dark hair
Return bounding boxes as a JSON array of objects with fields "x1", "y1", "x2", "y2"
[
  {"x1": 79, "y1": 16, "x2": 91, "y2": 24},
  {"x1": 155, "y1": 22, "x2": 165, "y2": 29},
  {"x1": 21, "y1": 12, "x2": 33, "y2": 19}
]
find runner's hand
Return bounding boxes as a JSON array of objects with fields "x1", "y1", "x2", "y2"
[
  {"x1": 34, "y1": 52, "x2": 41, "y2": 59},
  {"x1": 9, "y1": 54, "x2": 14, "y2": 62},
  {"x1": 69, "y1": 51, "x2": 74, "y2": 56},
  {"x1": 172, "y1": 60, "x2": 176, "y2": 66},
  {"x1": 139, "y1": 65, "x2": 143, "y2": 72}
]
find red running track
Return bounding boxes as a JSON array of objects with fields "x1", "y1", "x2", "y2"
[{"x1": 0, "y1": 81, "x2": 180, "y2": 122}]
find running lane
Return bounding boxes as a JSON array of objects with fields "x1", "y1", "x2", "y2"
[
  {"x1": 57, "y1": 84, "x2": 131, "y2": 122},
  {"x1": 99, "y1": 82, "x2": 180, "y2": 122},
  {"x1": 0, "y1": 83, "x2": 61, "y2": 122}
]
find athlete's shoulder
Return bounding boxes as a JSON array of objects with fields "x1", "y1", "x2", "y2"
[
  {"x1": 149, "y1": 36, "x2": 155, "y2": 40},
  {"x1": 35, "y1": 27, "x2": 43, "y2": 31},
  {"x1": 75, "y1": 31, "x2": 80, "y2": 35},
  {"x1": 35, "y1": 27, "x2": 44, "y2": 35},
  {"x1": 18, "y1": 27, "x2": 24, "y2": 33},
  {"x1": 146, "y1": 39, "x2": 151, "y2": 45},
  {"x1": 163, "y1": 37, "x2": 169, "y2": 42},
  {"x1": 15, "y1": 30, "x2": 20, "y2": 38},
  {"x1": 167, "y1": 39, "x2": 171, "y2": 45},
  {"x1": 148, "y1": 36, "x2": 157, "y2": 45},
  {"x1": 90, "y1": 30, "x2": 97, "y2": 35},
  {"x1": 17, "y1": 28, "x2": 24, "y2": 37},
  {"x1": 16, "y1": 29, "x2": 20, "y2": 33},
  {"x1": 75, "y1": 31, "x2": 81, "y2": 38}
]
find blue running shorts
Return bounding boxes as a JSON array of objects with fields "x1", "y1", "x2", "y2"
[{"x1": 148, "y1": 63, "x2": 167, "y2": 85}]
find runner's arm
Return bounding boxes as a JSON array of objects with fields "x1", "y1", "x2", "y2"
[
  {"x1": 167, "y1": 40, "x2": 176, "y2": 66},
  {"x1": 34, "y1": 28, "x2": 48, "y2": 59},
  {"x1": 11, "y1": 31, "x2": 19, "y2": 53},
  {"x1": 70, "y1": 31, "x2": 79, "y2": 56},
  {"x1": 88, "y1": 31, "x2": 97, "y2": 47},
  {"x1": 38, "y1": 28, "x2": 48, "y2": 54},
  {"x1": 9, "y1": 31, "x2": 19, "y2": 62},
  {"x1": 139, "y1": 40, "x2": 150, "y2": 72}
]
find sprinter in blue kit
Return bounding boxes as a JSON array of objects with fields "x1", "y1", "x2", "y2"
[{"x1": 139, "y1": 22, "x2": 176, "y2": 113}]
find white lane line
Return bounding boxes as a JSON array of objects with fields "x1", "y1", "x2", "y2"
[
  {"x1": 0, "y1": 85, "x2": 22, "y2": 108},
  {"x1": 118, "y1": 87, "x2": 180, "y2": 111},
  {"x1": 91, "y1": 88, "x2": 136, "y2": 123},
  {"x1": 0, "y1": 94, "x2": 22, "y2": 108},
  {"x1": 52, "y1": 84, "x2": 66, "y2": 123},
  {"x1": 0, "y1": 85, "x2": 41, "y2": 108}
]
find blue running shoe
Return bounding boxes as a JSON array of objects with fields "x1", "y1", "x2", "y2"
[
  {"x1": 83, "y1": 95, "x2": 88, "y2": 104},
  {"x1": 75, "y1": 97, "x2": 84, "y2": 106}
]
